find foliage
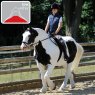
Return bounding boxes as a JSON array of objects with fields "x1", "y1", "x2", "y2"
[
  {"x1": 79, "y1": 0, "x2": 95, "y2": 42},
  {"x1": 31, "y1": 0, "x2": 62, "y2": 28},
  {"x1": 31, "y1": 0, "x2": 50, "y2": 28},
  {"x1": 0, "y1": 34, "x2": 6, "y2": 46},
  {"x1": 1, "y1": 0, "x2": 95, "y2": 45}
]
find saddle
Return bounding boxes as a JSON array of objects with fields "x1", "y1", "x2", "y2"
[{"x1": 52, "y1": 37, "x2": 69, "y2": 62}]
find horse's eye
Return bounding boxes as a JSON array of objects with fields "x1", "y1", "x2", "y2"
[{"x1": 28, "y1": 35, "x2": 31, "y2": 37}]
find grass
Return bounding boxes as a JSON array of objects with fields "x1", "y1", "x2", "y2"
[
  {"x1": 0, "y1": 55, "x2": 95, "y2": 84},
  {"x1": 0, "y1": 71, "x2": 39, "y2": 83},
  {"x1": 0, "y1": 64, "x2": 95, "y2": 84}
]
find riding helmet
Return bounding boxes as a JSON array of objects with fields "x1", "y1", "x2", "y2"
[{"x1": 51, "y1": 2, "x2": 60, "y2": 10}]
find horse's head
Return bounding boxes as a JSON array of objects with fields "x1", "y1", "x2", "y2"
[
  {"x1": 20, "y1": 27, "x2": 38, "y2": 50},
  {"x1": 20, "y1": 27, "x2": 48, "y2": 50}
]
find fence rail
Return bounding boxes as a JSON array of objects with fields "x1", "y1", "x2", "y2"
[
  {"x1": 0, "y1": 42, "x2": 95, "y2": 51},
  {"x1": 0, "y1": 43, "x2": 95, "y2": 93}
]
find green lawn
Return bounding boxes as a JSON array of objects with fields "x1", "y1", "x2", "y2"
[{"x1": 0, "y1": 64, "x2": 95, "y2": 84}]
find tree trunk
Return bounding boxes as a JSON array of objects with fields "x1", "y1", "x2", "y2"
[{"x1": 63, "y1": 0, "x2": 83, "y2": 40}]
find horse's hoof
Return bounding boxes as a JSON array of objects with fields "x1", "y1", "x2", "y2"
[
  {"x1": 70, "y1": 85, "x2": 75, "y2": 89},
  {"x1": 58, "y1": 88, "x2": 64, "y2": 92},
  {"x1": 40, "y1": 88, "x2": 47, "y2": 93},
  {"x1": 49, "y1": 83, "x2": 56, "y2": 91},
  {"x1": 53, "y1": 85, "x2": 56, "y2": 90}
]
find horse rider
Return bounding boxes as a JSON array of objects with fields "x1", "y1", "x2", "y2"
[
  {"x1": 45, "y1": 2, "x2": 63, "y2": 36},
  {"x1": 45, "y1": 2, "x2": 69, "y2": 62}
]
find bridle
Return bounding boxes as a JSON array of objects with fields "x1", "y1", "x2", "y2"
[
  {"x1": 22, "y1": 35, "x2": 55, "y2": 48},
  {"x1": 22, "y1": 41, "x2": 29, "y2": 47}
]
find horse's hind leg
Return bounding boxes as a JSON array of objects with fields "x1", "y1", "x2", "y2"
[
  {"x1": 44, "y1": 64, "x2": 56, "y2": 91},
  {"x1": 69, "y1": 72, "x2": 75, "y2": 89},
  {"x1": 58, "y1": 63, "x2": 72, "y2": 92}
]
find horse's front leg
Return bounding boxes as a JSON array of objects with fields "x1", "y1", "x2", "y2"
[
  {"x1": 36, "y1": 63, "x2": 47, "y2": 93},
  {"x1": 44, "y1": 64, "x2": 56, "y2": 91}
]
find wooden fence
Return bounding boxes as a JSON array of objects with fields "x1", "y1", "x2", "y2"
[{"x1": 0, "y1": 43, "x2": 95, "y2": 93}]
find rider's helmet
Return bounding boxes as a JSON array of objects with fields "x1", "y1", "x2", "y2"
[{"x1": 51, "y1": 2, "x2": 60, "y2": 10}]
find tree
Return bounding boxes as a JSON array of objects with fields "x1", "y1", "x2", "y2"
[
  {"x1": 63, "y1": 0, "x2": 83, "y2": 40},
  {"x1": 79, "y1": 0, "x2": 95, "y2": 42}
]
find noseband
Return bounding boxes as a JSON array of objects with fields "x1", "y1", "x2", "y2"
[{"x1": 22, "y1": 41, "x2": 29, "y2": 47}]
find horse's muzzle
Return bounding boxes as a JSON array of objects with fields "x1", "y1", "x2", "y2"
[{"x1": 20, "y1": 43, "x2": 27, "y2": 50}]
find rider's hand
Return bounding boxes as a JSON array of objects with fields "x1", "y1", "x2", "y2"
[{"x1": 50, "y1": 32, "x2": 56, "y2": 37}]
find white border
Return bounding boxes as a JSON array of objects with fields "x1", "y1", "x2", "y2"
[{"x1": 1, "y1": 1, "x2": 31, "y2": 24}]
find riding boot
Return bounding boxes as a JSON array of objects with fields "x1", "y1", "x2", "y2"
[{"x1": 58, "y1": 38, "x2": 69, "y2": 61}]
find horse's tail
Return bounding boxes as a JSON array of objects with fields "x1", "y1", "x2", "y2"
[{"x1": 71, "y1": 43, "x2": 84, "y2": 72}]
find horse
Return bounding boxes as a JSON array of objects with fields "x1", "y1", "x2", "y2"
[{"x1": 20, "y1": 27, "x2": 84, "y2": 93}]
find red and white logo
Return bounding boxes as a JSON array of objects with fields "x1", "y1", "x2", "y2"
[{"x1": 1, "y1": 1, "x2": 31, "y2": 24}]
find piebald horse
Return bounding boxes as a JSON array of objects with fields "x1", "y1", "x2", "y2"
[{"x1": 20, "y1": 27, "x2": 84, "y2": 93}]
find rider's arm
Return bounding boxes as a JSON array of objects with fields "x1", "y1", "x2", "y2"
[
  {"x1": 45, "y1": 18, "x2": 49, "y2": 33},
  {"x1": 55, "y1": 17, "x2": 63, "y2": 34}
]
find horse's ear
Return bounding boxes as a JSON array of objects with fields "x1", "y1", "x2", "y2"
[
  {"x1": 27, "y1": 27, "x2": 38, "y2": 36},
  {"x1": 29, "y1": 26, "x2": 32, "y2": 30},
  {"x1": 26, "y1": 26, "x2": 32, "y2": 31},
  {"x1": 26, "y1": 24, "x2": 32, "y2": 31},
  {"x1": 29, "y1": 27, "x2": 34, "y2": 33}
]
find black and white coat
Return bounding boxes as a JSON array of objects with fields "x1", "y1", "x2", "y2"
[{"x1": 20, "y1": 28, "x2": 84, "y2": 93}]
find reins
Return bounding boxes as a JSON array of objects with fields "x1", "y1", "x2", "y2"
[
  {"x1": 30, "y1": 36, "x2": 53, "y2": 46},
  {"x1": 22, "y1": 35, "x2": 55, "y2": 48}
]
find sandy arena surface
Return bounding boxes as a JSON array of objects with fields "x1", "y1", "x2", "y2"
[{"x1": 2, "y1": 80, "x2": 95, "y2": 95}]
